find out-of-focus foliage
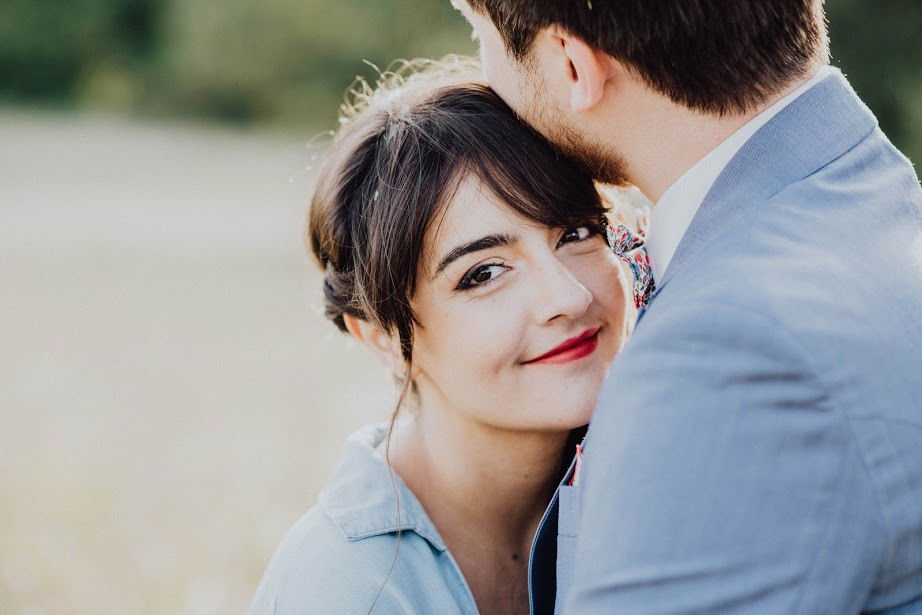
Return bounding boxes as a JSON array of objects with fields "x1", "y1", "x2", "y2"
[
  {"x1": 826, "y1": 0, "x2": 921, "y2": 165},
  {"x1": 0, "y1": 0, "x2": 474, "y2": 128},
  {"x1": 154, "y1": 0, "x2": 475, "y2": 125},
  {"x1": 0, "y1": 0, "x2": 162, "y2": 99},
  {"x1": 0, "y1": 0, "x2": 918, "y2": 162}
]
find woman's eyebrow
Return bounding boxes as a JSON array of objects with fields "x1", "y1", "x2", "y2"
[{"x1": 434, "y1": 233, "x2": 516, "y2": 277}]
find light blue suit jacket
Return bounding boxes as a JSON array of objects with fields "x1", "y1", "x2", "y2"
[{"x1": 561, "y1": 69, "x2": 922, "y2": 613}]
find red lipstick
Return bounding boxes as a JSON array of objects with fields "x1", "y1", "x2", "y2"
[{"x1": 524, "y1": 328, "x2": 600, "y2": 365}]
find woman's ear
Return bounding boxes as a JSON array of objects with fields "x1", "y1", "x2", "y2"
[
  {"x1": 343, "y1": 314, "x2": 404, "y2": 374},
  {"x1": 546, "y1": 24, "x2": 615, "y2": 112}
]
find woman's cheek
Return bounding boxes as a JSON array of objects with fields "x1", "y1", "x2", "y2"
[
  {"x1": 571, "y1": 250, "x2": 624, "y2": 301},
  {"x1": 435, "y1": 299, "x2": 502, "y2": 355},
  {"x1": 462, "y1": 291, "x2": 528, "y2": 366}
]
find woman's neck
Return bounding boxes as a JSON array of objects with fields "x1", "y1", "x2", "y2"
[{"x1": 387, "y1": 408, "x2": 572, "y2": 610}]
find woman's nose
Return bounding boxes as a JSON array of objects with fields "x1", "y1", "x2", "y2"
[{"x1": 532, "y1": 257, "x2": 593, "y2": 324}]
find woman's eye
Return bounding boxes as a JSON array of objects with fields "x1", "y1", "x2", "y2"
[
  {"x1": 456, "y1": 263, "x2": 507, "y2": 290},
  {"x1": 558, "y1": 224, "x2": 601, "y2": 247}
]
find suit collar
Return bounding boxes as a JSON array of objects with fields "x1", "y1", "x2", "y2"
[
  {"x1": 658, "y1": 68, "x2": 878, "y2": 290},
  {"x1": 648, "y1": 66, "x2": 833, "y2": 283}
]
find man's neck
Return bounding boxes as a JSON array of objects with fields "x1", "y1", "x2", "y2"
[{"x1": 618, "y1": 67, "x2": 821, "y2": 202}]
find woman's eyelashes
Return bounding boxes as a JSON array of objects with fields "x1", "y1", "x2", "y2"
[
  {"x1": 455, "y1": 262, "x2": 509, "y2": 291},
  {"x1": 454, "y1": 224, "x2": 604, "y2": 292},
  {"x1": 556, "y1": 222, "x2": 605, "y2": 248}
]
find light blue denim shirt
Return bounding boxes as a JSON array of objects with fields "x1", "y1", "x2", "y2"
[{"x1": 248, "y1": 424, "x2": 480, "y2": 614}]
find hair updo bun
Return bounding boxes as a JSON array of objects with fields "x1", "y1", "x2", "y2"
[{"x1": 321, "y1": 262, "x2": 359, "y2": 333}]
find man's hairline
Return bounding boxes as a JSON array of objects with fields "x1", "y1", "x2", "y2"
[{"x1": 462, "y1": 0, "x2": 542, "y2": 64}]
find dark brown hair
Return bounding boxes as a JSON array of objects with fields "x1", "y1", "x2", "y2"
[
  {"x1": 467, "y1": 0, "x2": 827, "y2": 115},
  {"x1": 309, "y1": 58, "x2": 608, "y2": 366}
]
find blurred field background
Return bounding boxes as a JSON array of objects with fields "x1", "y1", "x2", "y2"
[{"x1": 0, "y1": 1, "x2": 919, "y2": 613}]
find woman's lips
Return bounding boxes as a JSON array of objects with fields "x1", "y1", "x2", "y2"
[{"x1": 524, "y1": 328, "x2": 601, "y2": 365}]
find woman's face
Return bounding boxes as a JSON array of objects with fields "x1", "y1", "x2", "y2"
[{"x1": 409, "y1": 175, "x2": 629, "y2": 432}]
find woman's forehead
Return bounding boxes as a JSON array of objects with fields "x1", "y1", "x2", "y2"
[{"x1": 429, "y1": 175, "x2": 540, "y2": 249}]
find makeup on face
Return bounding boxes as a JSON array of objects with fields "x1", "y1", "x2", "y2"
[{"x1": 522, "y1": 327, "x2": 601, "y2": 366}]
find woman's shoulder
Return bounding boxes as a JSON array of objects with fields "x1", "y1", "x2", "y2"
[{"x1": 248, "y1": 424, "x2": 474, "y2": 614}]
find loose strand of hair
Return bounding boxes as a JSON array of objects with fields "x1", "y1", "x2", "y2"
[{"x1": 366, "y1": 360, "x2": 415, "y2": 614}]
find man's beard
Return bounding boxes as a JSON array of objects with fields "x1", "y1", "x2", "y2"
[{"x1": 522, "y1": 76, "x2": 630, "y2": 186}]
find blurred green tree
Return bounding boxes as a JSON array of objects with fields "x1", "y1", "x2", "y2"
[
  {"x1": 152, "y1": 0, "x2": 474, "y2": 125},
  {"x1": 827, "y1": 0, "x2": 921, "y2": 165},
  {"x1": 0, "y1": 0, "x2": 918, "y2": 163},
  {"x1": 0, "y1": 0, "x2": 162, "y2": 101}
]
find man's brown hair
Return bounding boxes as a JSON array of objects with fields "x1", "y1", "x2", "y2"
[{"x1": 467, "y1": 0, "x2": 827, "y2": 115}]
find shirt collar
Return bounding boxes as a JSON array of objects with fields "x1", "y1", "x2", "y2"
[
  {"x1": 318, "y1": 423, "x2": 448, "y2": 551},
  {"x1": 646, "y1": 65, "x2": 834, "y2": 282}
]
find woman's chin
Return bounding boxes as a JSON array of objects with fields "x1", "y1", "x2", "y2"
[
  {"x1": 570, "y1": 400, "x2": 598, "y2": 428},
  {"x1": 528, "y1": 372, "x2": 606, "y2": 428},
  {"x1": 532, "y1": 396, "x2": 598, "y2": 432}
]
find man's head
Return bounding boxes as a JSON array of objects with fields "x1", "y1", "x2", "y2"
[{"x1": 454, "y1": 0, "x2": 828, "y2": 186}]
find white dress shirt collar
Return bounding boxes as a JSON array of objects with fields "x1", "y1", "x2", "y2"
[{"x1": 645, "y1": 66, "x2": 833, "y2": 282}]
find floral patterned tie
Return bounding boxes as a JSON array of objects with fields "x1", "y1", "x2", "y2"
[{"x1": 607, "y1": 223, "x2": 655, "y2": 310}]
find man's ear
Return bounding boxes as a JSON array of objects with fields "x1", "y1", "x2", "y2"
[
  {"x1": 547, "y1": 24, "x2": 613, "y2": 112},
  {"x1": 343, "y1": 314, "x2": 403, "y2": 374}
]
